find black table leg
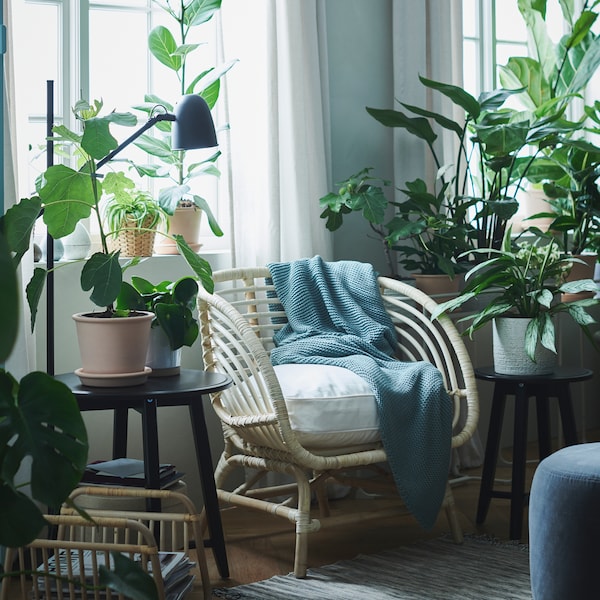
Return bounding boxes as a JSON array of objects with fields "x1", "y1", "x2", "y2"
[
  {"x1": 113, "y1": 406, "x2": 129, "y2": 458},
  {"x1": 535, "y1": 391, "x2": 552, "y2": 460},
  {"x1": 141, "y1": 397, "x2": 162, "y2": 515},
  {"x1": 476, "y1": 385, "x2": 507, "y2": 525},
  {"x1": 557, "y1": 383, "x2": 579, "y2": 446},
  {"x1": 189, "y1": 398, "x2": 229, "y2": 578},
  {"x1": 509, "y1": 383, "x2": 529, "y2": 540}
]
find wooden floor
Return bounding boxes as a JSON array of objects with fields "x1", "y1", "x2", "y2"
[{"x1": 202, "y1": 450, "x2": 540, "y2": 590}]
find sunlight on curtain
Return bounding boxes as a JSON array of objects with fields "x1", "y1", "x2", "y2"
[
  {"x1": 220, "y1": 0, "x2": 333, "y2": 267},
  {"x1": 4, "y1": 0, "x2": 34, "y2": 380},
  {"x1": 393, "y1": 0, "x2": 483, "y2": 470}
]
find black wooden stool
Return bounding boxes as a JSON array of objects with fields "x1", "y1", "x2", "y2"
[{"x1": 474, "y1": 366, "x2": 593, "y2": 540}]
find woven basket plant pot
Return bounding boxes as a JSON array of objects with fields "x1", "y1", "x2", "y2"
[
  {"x1": 492, "y1": 316, "x2": 557, "y2": 376},
  {"x1": 110, "y1": 216, "x2": 157, "y2": 257}
]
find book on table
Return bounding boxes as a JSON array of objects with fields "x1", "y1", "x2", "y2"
[{"x1": 81, "y1": 458, "x2": 183, "y2": 489}]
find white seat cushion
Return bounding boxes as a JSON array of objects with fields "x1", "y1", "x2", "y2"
[{"x1": 273, "y1": 363, "x2": 380, "y2": 449}]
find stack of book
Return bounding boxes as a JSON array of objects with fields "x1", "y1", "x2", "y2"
[{"x1": 81, "y1": 458, "x2": 183, "y2": 489}]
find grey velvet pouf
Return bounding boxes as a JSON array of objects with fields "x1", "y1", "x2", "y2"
[{"x1": 529, "y1": 442, "x2": 600, "y2": 600}]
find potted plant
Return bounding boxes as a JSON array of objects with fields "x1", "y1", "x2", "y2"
[
  {"x1": 116, "y1": 276, "x2": 200, "y2": 376},
  {"x1": 433, "y1": 228, "x2": 599, "y2": 375},
  {"x1": 131, "y1": 0, "x2": 236, "y2": 253},
  {"x1": 0, "y1": 213, "x2": 160, "y2": 598},
  {"x1": 103, "y1": 171, "x2": 168, "y2": 257},
  {"x1": 319, "y1": 168, "x2": 474, "y2": 291},
  {"x1": 364, "y1": 3, "x2": 600, "y2": 259},
  {"x1": 12, "y1": 99, "x2": 214, "y2": 385}
]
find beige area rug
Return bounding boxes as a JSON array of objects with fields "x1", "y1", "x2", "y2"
[{"x1": 212, "y1": 535, "x2": 531, "y2": 599}]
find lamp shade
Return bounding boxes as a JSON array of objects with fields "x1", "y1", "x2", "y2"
[{"x1": 172, "y1": 94, "x2": 218, "y2": 150}]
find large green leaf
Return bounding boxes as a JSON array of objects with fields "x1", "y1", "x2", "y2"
[
  {"x1": 148, "y1": 25, "x2": 181, "y2": 72},
  {"x1": 419, "y1": 75, "x2": 481, "y2": 120},
  {"x1": 184, "y1": 0, "x2": 222, "y2": 27},
  {"x1": 155, "y1": 303, "x2": 187, "y2": 350},
  {"x1": 174, "y1": 235, "x2": 213, "y2": 293},
  {"x1": 473, "y1": 121, "x2": 530, "y2": 155},
  {"x1": 81, "y1": 112, "x2": 137, "y2": 160},
  {"x1": 366, "y1": 107, "x2": 437, "y2": 144},
  {"x1": 518, "y1": 0, "x2": 557, "y2": 81},
  {"x1": 7, "y1": 372, "x2": 88, "y2": 505},
  {"x1": 185, "y1": 59, "x2": 238, "y2": 99},
  {"x1": 80, "y1": 252, "x2": 123, "y2": 308},
  {"x1": 134, "y1": 133, "x2": 174, "y2": 160},
  {"x1": 25, "y1": 267, "x2": 47, "y2": 332},
  {"x1": 499, "y1": 57, "x2": 550, "y2": 109},
  {"x1": 39, "y1": 165, "x2": 96, "y2": 238},
  {"x1": 566, "y1": 34, "x2": 600, "y2": 97},
  {"x1": 115, "y1": 281, "x2": 147, "y2": 313},
  {"x1": 3, "y1": 197, "x2": 42, "y2": 265},
  {"x1": 0, "y1": 231, "x2": 18, "y2": 362},
  {"x1": 0, "y1": 370, "x2": 88, "y2": 546},
  {"x1": 400, "y1": 102, "x2": 463, "y2": 136},
  {"x1": 172, "y1": 277, "x2": 199, "y2": 309}
]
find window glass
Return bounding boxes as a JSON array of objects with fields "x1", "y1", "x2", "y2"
[
  {"x1": 494, "y1": 1, "x2": 527, "y2": 41},
  {"x1": 89, "y1": 8, "x2": 149, "y2": 111}
]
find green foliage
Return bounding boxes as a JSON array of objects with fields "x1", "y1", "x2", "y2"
[
  {"x1": 433, "y1": 227, "x2": 599, "y2": 360},
  {"x1": 116, "y1": 276, "x2": 199, "y2": 351},
  {"x1": 102, "y1": 171, "x2": 167, "y2": 234},
  {"x1": 129, "y1": 0, "x2": 236, "y2": 232},
  {"x1": 0, "y1": 224, "x2": 89, "y2": 547},
  {"x1": 10, "y1": 100, "x2": 215, "y2": 330},
  {"x1": 496, "y1": 0, "x2": 600, "y2": 252}
]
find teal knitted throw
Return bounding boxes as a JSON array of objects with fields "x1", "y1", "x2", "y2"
[{"x1": 267, "y1": 256, "x2": 453, "y2": 529}]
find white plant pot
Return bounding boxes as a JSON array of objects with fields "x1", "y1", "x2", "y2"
[
  {"x1": 73, "y1": 311, "x2": 154, "y2": 386},
  {"x1": 492, "y1": 317, "x2": 557, "y2": 376},
  {"x1": 62, "y1": 222, "x2": 92, "y2": 260},
  {"x1": 146, "y1": 326, "x2": 182, "y2": 376}
]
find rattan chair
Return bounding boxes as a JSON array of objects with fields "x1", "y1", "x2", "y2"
[
  {"x1": 197, "y1": 267, "x2": 479, "y2": 577},
  {"x1": 1, "y1": 486, "x2": 211, "y2": 600}
]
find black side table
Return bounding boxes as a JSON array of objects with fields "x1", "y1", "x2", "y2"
[
  {"x1": 474, "y1": 366, "x2": 593, "y2": 540},
  {"x1": 55, "y1": 368, "x2": 232, "y2": 578}
]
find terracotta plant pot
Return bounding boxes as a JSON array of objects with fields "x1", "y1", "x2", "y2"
[
  {"x1": 412, "y1": 273, "x2": 464, "y2": 299},
  {"x1": 155, "y1": 206, "x2": 203, "y2": 255},
  {"x1": 492, "y1": 316, "x2": 557, "y2": 375},
  {"x1": 73, "y1": 311, "x2": 154, "y2": 386}
]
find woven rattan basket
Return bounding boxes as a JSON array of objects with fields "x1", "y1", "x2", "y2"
[{"x1": 110, "y1": 215, "x2": 157, "y2": 257}]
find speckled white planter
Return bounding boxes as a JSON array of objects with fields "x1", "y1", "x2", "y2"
[{"x1": 492, "y1": 317, "x2": 557, "y2": 375}]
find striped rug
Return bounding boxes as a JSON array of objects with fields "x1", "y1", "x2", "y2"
[{"x1": 212, "y1": 535, "x2": 531, "y2": 599}]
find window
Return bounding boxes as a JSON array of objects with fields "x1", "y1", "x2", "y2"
[
  {"x1": 462, "y1": 0, "x2": 566, "y2": 97},
  {"x1": 12, "y1": 0, "x2": 225, "y2": 248}
]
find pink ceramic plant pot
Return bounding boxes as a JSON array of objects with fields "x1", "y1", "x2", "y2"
[{"x1": 73, "y1": 311, "x2": 154, "y2": 386}]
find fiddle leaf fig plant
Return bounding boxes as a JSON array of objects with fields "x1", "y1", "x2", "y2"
[
  {"x1": 130, "y1": 0, "x2": 236, "y2": 232},
  {"x1": 14, "y1": 99, "x2": 215, "y2": 332}
]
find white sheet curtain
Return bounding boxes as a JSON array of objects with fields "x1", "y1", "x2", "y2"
[
  {"x1": 393, "y1": 0, "x2": 482, "y2": 469},
  {"x1": 4, "y1": 0, "x2": 34, "y2": 381},
  {"x1": 219, "y1": 0, "x2": 333, "y2": 268}
]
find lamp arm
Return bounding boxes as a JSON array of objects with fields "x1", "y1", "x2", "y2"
[{"x1": 96, "y1": 113, "x2": 175, "y2": 170}]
